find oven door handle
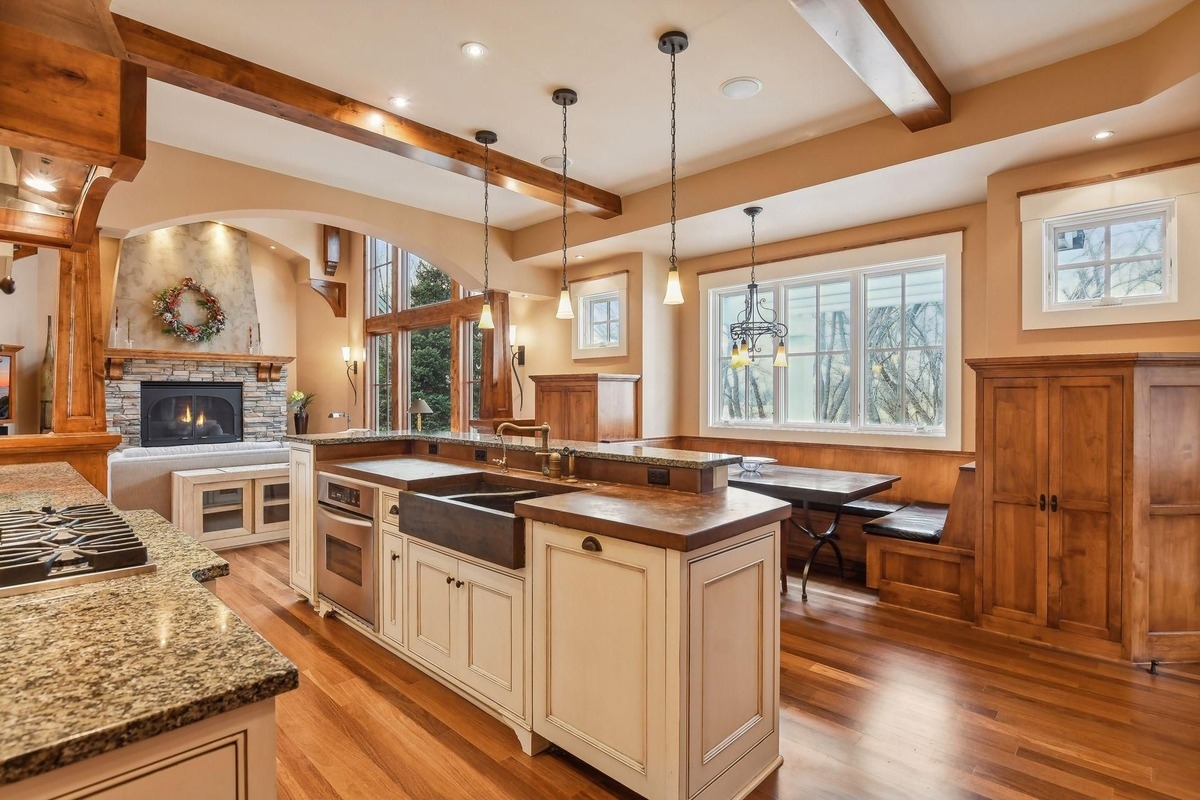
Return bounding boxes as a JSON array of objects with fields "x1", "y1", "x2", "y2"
[{"x1": 316, "y1": 504, "x2": 374, "y2": 528}]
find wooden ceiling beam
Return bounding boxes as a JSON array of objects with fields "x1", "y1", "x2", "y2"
[
  {"x1": 113, "y1": 15, "x2": 622, "y2": 219},
  {"x1": 789, "y1": 0, "x2": 951, "y2": 132}
]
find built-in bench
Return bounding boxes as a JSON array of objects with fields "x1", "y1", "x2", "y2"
[{"x1": 863, "y1": 465, "x2": 977, "y2": 622}]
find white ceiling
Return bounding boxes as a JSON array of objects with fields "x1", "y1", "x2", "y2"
[{"x1": 110, "y1": 0, "x2": 1196, "y2": 261}]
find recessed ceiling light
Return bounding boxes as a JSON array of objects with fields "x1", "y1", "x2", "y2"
[
  {"x1": 575, "y1": 255, "x2": 585, "y2": 260},
  {"x1": 720, "y1": 77, "x2": 762, "y2": 100},
  {"x1": 1092, "y1": 130, "x2": 1115, "y2": 140},
  {"x1": 462, "y1": 42, "x2": 488, "y2": 58},
  {"x1": 269, "y1": 245, "x2": 277, "y2": 250},
  {"x1": 388, "y1": 96, "x2": 410, "y2": 109},
  {"x1": 541, "y1": 155, "x2": 573, "y2": 169}
]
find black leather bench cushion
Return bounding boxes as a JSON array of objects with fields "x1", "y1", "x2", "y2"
[
  {"x1": 808, "y1": 498, "x2": 907, "y2": 518},
  {"x1": 863, "y1": 502, "x2": 949, "y2": 544}
]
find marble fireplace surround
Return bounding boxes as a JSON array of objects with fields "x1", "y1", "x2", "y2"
[{"x1": 104, "y1": 351, "x2": 294, "y2": 448}]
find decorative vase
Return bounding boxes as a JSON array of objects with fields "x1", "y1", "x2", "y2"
[
  {"x1": 39, "y1": 315, "x2": 55, "y2": 433},
  {"x1": 293, "y1": 410, "x2": 309, "y2": 435}
]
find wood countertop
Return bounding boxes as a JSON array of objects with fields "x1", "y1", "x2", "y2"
[
  {"x1": 317, "y1": 456, "x2": 484, "y2": 490},
  {"x1": 516, "y1": 483, "x2": 791, "y2": 552}
]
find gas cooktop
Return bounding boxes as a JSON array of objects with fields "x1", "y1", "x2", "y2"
[{"x1": 0, "y1": 504, "x2": 156, "y2": 598}]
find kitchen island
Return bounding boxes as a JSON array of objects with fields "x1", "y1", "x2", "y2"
[
  {"x1": 288, "y1": 431, "x2": 791, "y2": 800},
  {"x1": 0, "y1": 463, "x2": 297, "y2": 799}
]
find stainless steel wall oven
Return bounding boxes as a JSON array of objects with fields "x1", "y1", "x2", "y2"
[{"x1": 316, "y1": 473, "x2": 376, "y2": 628}]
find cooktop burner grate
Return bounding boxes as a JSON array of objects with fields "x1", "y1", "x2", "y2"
[{"x1": 0, "y1": 504, "x2": 155, "y2": 596}]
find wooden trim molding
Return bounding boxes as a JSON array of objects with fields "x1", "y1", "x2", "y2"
[
  {"x1": 309, "y1": 279, "x2": 347, "y2": 318},
  {"x1": 102, "y1": 348, "x2": 295, "y2": 382}
]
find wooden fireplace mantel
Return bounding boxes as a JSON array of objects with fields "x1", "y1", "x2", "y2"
[{"x1": 103, "y1": 348, "x2": 296, "y2": 382}]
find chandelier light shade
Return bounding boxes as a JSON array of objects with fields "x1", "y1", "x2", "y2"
[
  {"x1": 729, "y1": 206, "x2": 788, "y2": 369},
  {"x1": 476, "y1": 130, "x2": 497, "y2": 330},
  {"x1": 553, "y1": 88, "x2": 578, "y2": 320},
  {"x1": 659, "y1": 30, "x2": 688, "y2": 306}
]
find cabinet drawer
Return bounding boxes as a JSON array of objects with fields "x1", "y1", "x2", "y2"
[{"x1": 382, "y1": 492, "x2": 400, "y2": 530}]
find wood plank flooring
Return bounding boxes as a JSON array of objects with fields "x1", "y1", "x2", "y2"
[{"x1": 215, "y1": 543, "x2": 1200, "y2": 800}]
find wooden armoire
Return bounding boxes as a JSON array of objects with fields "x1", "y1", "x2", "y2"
[
  {"x1": 969, "y1": 354, "x2": 1200, "y2": 663},
  {"x1": 530, "y1": 373, "x2": 639, "y2": 442}
]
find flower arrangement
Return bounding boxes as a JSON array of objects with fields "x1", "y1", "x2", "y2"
[
  {"x1": 289, "y1": 390, "x2": 317, "y2": 411},
  {"x1": 153, "y1": 277, "x2": 227, "y2": 343}
]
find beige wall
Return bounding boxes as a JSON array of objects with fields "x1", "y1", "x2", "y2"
[{"x1": 0, "y1": 249, "x2": 58, "y2": 434}]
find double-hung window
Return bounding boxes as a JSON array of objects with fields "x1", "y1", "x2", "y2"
[{"x1": 704, "y1": 232, "x2": 961, "y2": 448}]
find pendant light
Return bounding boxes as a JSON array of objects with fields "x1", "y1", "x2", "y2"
[
  {"x1": 476, "y1": 130, "x2": 497, "y2": 330},
  {"x1": 659, "y1": 31, "x2": 688, "y2": 305},
  {"x1": 729, "y1": 206, "x2": 788, "y2": 369},
  {"x1": 553, "y1": 88, "x2": 578, "y2": 319}
]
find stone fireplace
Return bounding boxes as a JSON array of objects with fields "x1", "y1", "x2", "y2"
[{"x1": 106, "y1": 355, "x2": 289, "y2": 447}]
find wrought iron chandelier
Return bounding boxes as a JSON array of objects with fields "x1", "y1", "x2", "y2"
[
  {"x1": 729, "y1": 206, "x2": 787, "y2": 369},
  {"x1": 476, "y1": 130, "x2": 497, "y2": 330}
]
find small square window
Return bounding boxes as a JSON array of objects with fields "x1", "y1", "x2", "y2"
[{"x1": 570, "y1": 272, "x2": 628, "y2": 360}]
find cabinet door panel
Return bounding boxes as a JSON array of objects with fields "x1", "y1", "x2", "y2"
[
  {"x1": 1049, "y1": 377, "x2": 1123, "y2": 640},
  {"x1": 381, "y1": 532, "x2": 404, "y2": 647},
  {"x1": 458, "y1": 560, "x2": 524, "y2": 716},
  {"x1": 982, "y1": 378, "x2": 1048, "y2": 623},
  {"x1": 688, "y1": 534, "x2": 777, "y2": 793},
  {"x1": 532, "y1": 523, "x2": 666, "y2": 798},
  {"x1": 289, "y1": 447, "x2": 314, "y2": 596},
  {"x1": 407, "y1": 542, "x2": 457, "y2": 672}
]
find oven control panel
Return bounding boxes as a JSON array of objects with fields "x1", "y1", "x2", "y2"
[{"x1": 326, "y1": 482, "x2": 361, "y2": 508}]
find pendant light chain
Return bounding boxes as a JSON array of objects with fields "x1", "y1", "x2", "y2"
[
  {"x1": 560, "y1": 98, "x2": 569, "y2": 291},
  {"x1": 749, "y1": 210, "x2": 757, "y2": 283},
  {"x1": 483, "y1": 139, "x2": 490, "y2": 295},
  {"x1": 669, "y1": 47, "x2": 678, "y2": 271}
]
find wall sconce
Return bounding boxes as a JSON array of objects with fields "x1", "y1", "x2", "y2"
[
  {"x1": 408, "y1": 397, "x2": 433, "y2": 432},
  {"x1": 342, "y1": 346, "x2": 358, "y2": 407},
  {"x1": 510, "y1": 325, "x2": 526, "y2": 412}
]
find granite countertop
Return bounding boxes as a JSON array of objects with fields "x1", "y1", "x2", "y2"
[
  {"x1": 516, "y1": 484, "x2": 792, "y2": 552},
  {"x1": 0, "y1": 463, "x2": 298, "y2": 785},
  {"x1": 287, "y1": 430, "x2": 743, "y2": 469}
]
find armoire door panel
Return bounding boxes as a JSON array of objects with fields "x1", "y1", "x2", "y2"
[
  {"x1": 988, "y1": 382, "x2": 1046, "y2": 499},
  {"x1": 1053, "y1": 507, "x2": 1119, "y2": 639},
  {"x1": 986, "y1": 501, "x2": 1044, "y2": 621}
]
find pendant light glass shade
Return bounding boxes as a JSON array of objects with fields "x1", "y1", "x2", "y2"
[
  {"x1": 663, "y1": 267, "x2": 684, "y2": 304},
  {"x1": 556, "y1": 287, "x2": 573, "y2": 319},
  {"x1": 479, "y1": 297, "x2": 495, "y2": 329},
  {"x1": 773, "y1": 339, "x2": 787, "y2": 368},
  {"x1": 660, "y1": 31, "x2": 689, "y2": 305}
]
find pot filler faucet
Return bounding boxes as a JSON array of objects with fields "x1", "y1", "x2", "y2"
[{"x1": 494, "y1": 422, "x2": 560, "y2": 478}]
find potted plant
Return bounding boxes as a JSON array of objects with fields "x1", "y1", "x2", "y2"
[{"x1": 289, "y1": 390, "x2": 316, "y2": 434}]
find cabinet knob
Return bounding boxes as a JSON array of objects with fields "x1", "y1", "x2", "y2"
[
  {"x1": 391, "y1": 552, "x2": 400, "y2": 561},
  {"x1": 389, "y1": 504, "x2": 399, "y2": 516},
  {"x1": 445, "y1": 575, "x2": 454, "y2": 584},
  {"x1": 455, "y1": 579, "x2": 464, "y2": 588},
  {"x1": 1039, "y1": 494, "x2": 1046, "y2": 511},
  {"x1": 581, "y1": 536, "x2": 602, "y2": 553}
]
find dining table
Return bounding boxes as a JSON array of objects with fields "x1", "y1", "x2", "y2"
[{"x1": 727, "y1": 463, "x2": 901, "y2": 600}]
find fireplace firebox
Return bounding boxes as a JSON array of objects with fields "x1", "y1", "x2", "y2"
[{"x1": 140, "y1": 381, "x2": 243, "y2": 447}]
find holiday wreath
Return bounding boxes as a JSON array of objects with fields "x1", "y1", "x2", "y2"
[{"x1": 152, "y1": 277, "x2": 228, "y2": 343}]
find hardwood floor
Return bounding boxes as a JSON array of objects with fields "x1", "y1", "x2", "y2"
[{"x1": 216, "y1": 543, "x2": 1200, "y2": 800}]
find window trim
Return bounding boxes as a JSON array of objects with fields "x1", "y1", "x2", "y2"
[
  {"x1": 699, "y1": 231, "x2": 962, "y2": 451},
  {"x1": 570, "y1": 271, "x2": 629, "y2": 360}
]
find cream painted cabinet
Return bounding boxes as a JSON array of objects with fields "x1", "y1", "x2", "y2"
[
  {"x1": 381, "y1": 531, "x2": 405, "y2": 648},
  {"x1": 406, "y1": 540, "x2": 525, "y2": 717},
  {"x1": 288, "y1": 444, "x2": 315, "y2": 600},
  {"x1": 531, "y1": 521, "x2": 780, "y2": 800}
]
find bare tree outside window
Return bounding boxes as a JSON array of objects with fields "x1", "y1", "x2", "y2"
[{"x1": 1050, "y1": 208, "x2": 1166, "y2": 307}]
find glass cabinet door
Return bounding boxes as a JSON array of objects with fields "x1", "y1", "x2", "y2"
[
  {"x1": 199, "y1": 481, "x2": 253, "y2": 539},
  {"x1": 256, "y1": 477, "x2": 291, "y2": 533}
]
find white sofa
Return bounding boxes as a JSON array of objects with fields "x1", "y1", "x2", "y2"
[{"x1": 108, "y1": 441, "x2": 289, "y2": 520}]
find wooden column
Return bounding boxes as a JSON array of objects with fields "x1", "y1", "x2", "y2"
[{"x1": 53, "y1": 236, "x2": 107, "y2": 433}]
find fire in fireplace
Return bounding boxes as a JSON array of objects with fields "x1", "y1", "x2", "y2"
[{"x1": 139, "y1": 381, "x2": 243, "y2": 447}]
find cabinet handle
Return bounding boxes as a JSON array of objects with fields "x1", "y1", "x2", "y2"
[
  {"x1": 388, "y1": 504, "x2": 399, "y2": 516},
  {"x1": 455, "y1": 579, "x2": 464, "y2": 588},
  {"x1": 445, "y1": 575, "x2": 454, "y2": 584},
  {"x1": 581, "y1": 536, "x2": 602, "y2": 553},
  {"x1": 1050, "y1": 495, "x2": 1059, "y2": 512},
  {"x1": 1039, "y1": 494, "x2": 1046, "y2": 511},
  {"x1": 391, "y1": 552, "x2": 400, "y2": 561}
]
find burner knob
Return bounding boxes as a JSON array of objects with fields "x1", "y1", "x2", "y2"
[{"x1": 41, "y1": 506, "x2": 53, "y2": 514}]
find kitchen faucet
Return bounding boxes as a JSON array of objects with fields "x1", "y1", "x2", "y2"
[{"x1": 495, "y1": 422, "x2": 559, "y2": 478}]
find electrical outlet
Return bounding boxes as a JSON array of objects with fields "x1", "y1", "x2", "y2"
[
  {"x1": 428, "y1": 443, "x2": 439, "y2": 455},
  {"x1": 647, "y1": 467, "x2": 670, "y2": 486},
  {"x1": 474, "y1": 448, "x2": 487, "y2": 462}
]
